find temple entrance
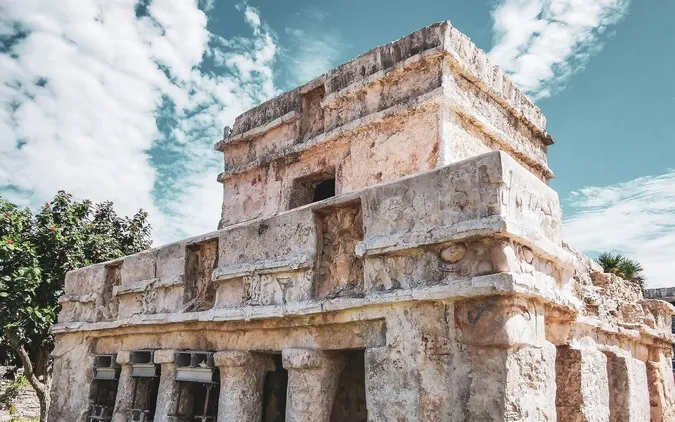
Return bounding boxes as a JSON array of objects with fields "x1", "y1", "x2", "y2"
[
  {"x1": 261, "y1": 354, "x2": 288, "y2": 422},
  {"x1": 88, "y1": 355, "x2": 120, "y2": 422},
  {"x1": 330, "y1": 350, "x2": 367, "y2": 422}
]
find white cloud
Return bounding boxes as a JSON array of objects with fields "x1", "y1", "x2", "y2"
[
  {"x1": 564, "y1": 171, "x2": 675, "y2": 288},
  {"x1": 488, "y1": 0, "x2": 631, "y2": 99},
  {"x1": 0, "y1": 0, "x2": 279, "y2": 245},
  {"x1": 283, "y1": 13, "x2": 347, "y2": 87}
]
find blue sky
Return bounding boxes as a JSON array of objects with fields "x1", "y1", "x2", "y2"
[{"x1": 1, "y1": 0, "x2": 674, "y2": 286}]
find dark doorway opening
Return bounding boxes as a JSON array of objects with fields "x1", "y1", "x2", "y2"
[
  {"x1": 288, "y1": 171, "x2": 336, "y2": 209},
  {"x1": 88, "y1": 380, "x2": 118, "y2": 421},
  {"x1": 173, "y1": 380, "x2": 220, "y2": 422},
  {"x1": 330, "y1": 350, "x2": 367, "y2": 422},
  {"x1": 261, "y1": 355, "x2": 288, "y2": 422},
  {"x1": 313, "y1": 178, "x2": 336, "y2": 203},
  {"x1": 130, "y1": 377, "x2": 159, "y2": 421},
  {"x1": 129, "y1": 351, "x2": 160, "y2": 422},
  {"x1": 88, "y1": 355, "x2": 120, "y2": 422}
]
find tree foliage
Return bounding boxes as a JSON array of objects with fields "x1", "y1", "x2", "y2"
[
  {"x1": 0, "y1": 191, "x2": 151, "y2": 420},
  {"x1": 596, "y1": 252, "x2": 646, "y2": 288}
]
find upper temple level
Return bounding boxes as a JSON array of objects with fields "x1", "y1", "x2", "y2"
[{"x1": 214, "y1": 21, "x2": 555, "y2": 228}]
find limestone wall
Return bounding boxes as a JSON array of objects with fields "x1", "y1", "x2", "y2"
[
  {"x1": 215, "y1": 21, "x2": 555, "y2": 229},
  {"x1": 50, "y1": 150, "x2": 675, "y2": 421},
  {"x1": 49, "y1": 21, "x2": 673, "y2": 422}
]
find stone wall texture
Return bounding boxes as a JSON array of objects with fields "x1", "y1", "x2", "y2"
[{"x1": 48, "y1": 21, "x2": 674, "y2": 422}]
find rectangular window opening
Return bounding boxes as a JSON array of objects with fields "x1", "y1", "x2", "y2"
[
  {"x1": 288, "y1": 170, "x2": 336, "y2": 210},
  {"x1": 261, "y1": 354, "x2": 288, "y2": 422}
]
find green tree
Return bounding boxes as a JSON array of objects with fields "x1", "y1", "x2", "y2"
[
  {"x1": 596, "y1": 252, "x2": 646, "y2": 288},
  {"x1": 0, "y1": 191, "x2": 151, "y2": 420}
]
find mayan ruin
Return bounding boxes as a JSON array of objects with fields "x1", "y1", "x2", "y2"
[{"x1": 47, "y1": 22, "x2": 675, "y2": 421}]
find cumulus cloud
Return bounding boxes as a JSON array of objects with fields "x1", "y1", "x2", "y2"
[
  {"x1": 0, "y1": 0, "x2": 279, "y2": 245},
  {"x1": 488, "y1": 0, "x2": 631, "y2": 99},
  {"x1": 564, "y1": 171, "x2": 675, "y2": 288}
]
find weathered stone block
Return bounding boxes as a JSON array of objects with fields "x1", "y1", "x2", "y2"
[
  {"x1": 605, "y1": 352, "x2": 650, "y2": 422},
  {"x1": 555, "y1": 347, "x2": 610, "y2": 422},
  {"x1": 121, "y1": 250, "x2": 156, "y2": 284},
  {"x1": 455, "y1": 296, "x2": 544, "y2": 348}
]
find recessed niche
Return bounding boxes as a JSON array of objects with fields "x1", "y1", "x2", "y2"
[
  {"x1": 184, "y1": 239, "x2": 218, "y2": 312},
  {"x1": 289, "y1": 170, "x2": 336, "y2": 210},
  {"x1": 315, "y1": 201, "x2": 364, "y2": 299},
  {"x1": 299, "y1": 85, "x2": 326, "y2": 141},
  {"x1": 98, "y1": 263, "x2": 121, "y2": 322}
]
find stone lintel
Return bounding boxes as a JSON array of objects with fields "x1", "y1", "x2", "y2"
[
  {"x1": 282, "y1": 348, "x2": 343, "y2": 370},
  {"x1": 211, "y1": 253, "x2": 313, "y2": 283},
  {"x1": 213, "y1": 350, "x2": 255, "y2": 367}
]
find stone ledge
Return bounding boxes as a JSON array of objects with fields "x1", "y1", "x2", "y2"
[
  {"x1": 112, "y1": 275, "x2": 184, "y2": 296},
  {"x1": 52, "y1": 272, "x2": 576, "y2": 333},
  {"x1": 211, "y1": 253, "x2": 313, "y2": 282},
  {"x1": 360, "y1": 216, "x2": 505, "y2": 255},
  {"x1": 216, "y1": 87, "x2": 443, "y2": 181},
  {"x1": 57, "y1": 293, "x2": 98, "y2": 304},
  {"x1": 320, "y1": 47, "x2": 444, "y2": 108},
  {"x1": 213, "y1": 350, "x2": 252, "y2": 367},
  {"x1": 282, "y1": 349, "x2": 344, "y2": 370},
  {"x1": 214, "y1": 110, "x2": 299, "y2": 151}
]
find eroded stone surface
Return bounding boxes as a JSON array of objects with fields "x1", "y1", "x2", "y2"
[{"x1": 49, "y1": 21, "x2": 674, "y2": 422}]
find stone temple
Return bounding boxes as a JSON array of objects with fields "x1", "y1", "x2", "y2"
[{"x1": 49, "y1": 22, "x2": 675, "y2": 422}]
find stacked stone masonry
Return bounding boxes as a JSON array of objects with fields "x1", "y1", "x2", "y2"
[{"x1": 50, "y1": 21, "x2": 674, "y2": 422}]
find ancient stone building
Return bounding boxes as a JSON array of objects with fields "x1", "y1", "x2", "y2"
[{"x1": 49, "y1": 22, "x2": 675, "y2": 422}]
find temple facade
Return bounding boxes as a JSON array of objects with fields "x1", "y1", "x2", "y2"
[{"x1": 49, "y1": 22, "x2": 675, "y2": 422}]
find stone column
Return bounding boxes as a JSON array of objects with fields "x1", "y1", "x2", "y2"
[
  {"x1": 605, "y1": 352, "x2": 650, "y2": 422},
  {"x1": 214, "y1": 350, "x2": 275, "y2": 422},
  {"x1": 555, "y1": 346, "x2": 610, "y2": 422},
  {"x1": 153, "y1": 349, "x2": 179, "y2": 422},
  {"x1": 111, "y1": 351, "x2": 134, "y2": 422},
  {"x1": 646, "y1": 346, "x2": 675, "y2": 422},
  {"x1": 282, "y1": 348, "x2": 345, "y2": 422},
  {"x1": 455, "y1": 296, "x2": 557, "y2": 421}
]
